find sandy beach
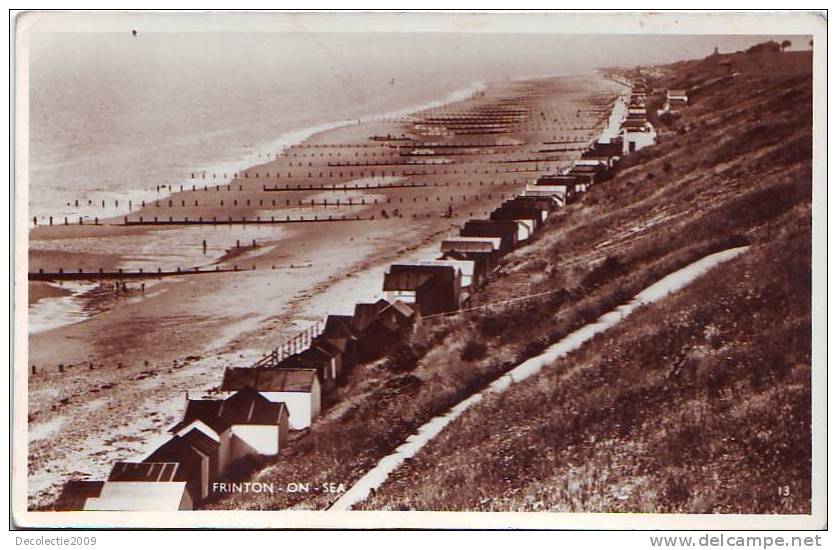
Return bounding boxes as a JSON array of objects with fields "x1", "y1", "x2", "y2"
[{"x1": 27, "y1": 74, "x2": 623, "y2": 508}]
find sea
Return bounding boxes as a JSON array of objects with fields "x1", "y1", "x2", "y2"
[{"x1": 26, "y1": 32, "x2": 606, "y2": 223}]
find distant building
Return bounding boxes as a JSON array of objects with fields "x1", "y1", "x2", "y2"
[
  {"x1": 664, "y1": 89, "x2": 689, "y2": 112},
  {"x1": 620, "y1": 119, "x2": 657, "y2": 154}
]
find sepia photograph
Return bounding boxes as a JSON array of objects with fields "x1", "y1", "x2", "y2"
[{"x1": 10, "y1": 9, "x2": 827, "y2": 530}]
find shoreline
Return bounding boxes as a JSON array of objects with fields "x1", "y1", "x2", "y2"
[{"x1": 29, "y1": 79, "x2": 490, "y2": 225}]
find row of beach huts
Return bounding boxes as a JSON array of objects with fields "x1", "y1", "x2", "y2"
[{"x1": 58, "y1": 78, "x2": 661, "y2": 512}]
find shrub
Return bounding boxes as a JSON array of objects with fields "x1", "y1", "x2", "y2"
[
  {"x1": 746, "y1": 41, "x2": 782, "y2": 54},
  {"x1": 581, "y1": 255, "x2": 627, "y2": 289},
  {"x1": 663, "y1": 474, "x2": 692, "y2": 508},
  {"x1": 385, "y1": 344, "x2": 421, "y2": 373},
  {"x1": 460, "y1": 340, "x2": 488, "y2": 362},
  {"x1": 519, "y1": 337, "x2": 550, "y2": 361}
]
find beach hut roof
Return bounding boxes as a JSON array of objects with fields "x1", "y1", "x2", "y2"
[
  {"x1": 221, "y1": 367, "x2": 318, "y2": 393},
  {"x1": 418, "y1": 259, "x2": 475, "y2": 278},
  {"x1": 323, "y1": 315, "x2": 360, "y2": 340},
  {"x1": 169, "y1": 387, "x2": 287, "y2": 433},
  {"x1": 84, "y1": 483, "x2": 190, "y2": 511},
  {"x1": 311, "y1": 337, "x2": 343, "y2": 358},
  {"x1": 440, "y1": 239, "x2": 497, "y2": 253},
  {"x1": 386, "y1": 300, "x2": 416, "y2": 319},
  {"x1": 108, "y1": 462, "x2": 182, "y2": 483},
  {"x1": 622, "y1": 119, "x2": 650, "y2": 129},
  {"x1": 179, "y1": 428, "x2": 221, "y2": 457},
  {"x1": 352, "y1": 301, "x2": 391, "y2": 331},
  {"x1": 143, "y1": 438, "x2": 205, "y2": 479},
  {"x1": 316, "y1": 334, "x2": 348, "y2": 353},
  {"x1": 382, "y1": 271, "x2": 434, "y2": 292}
]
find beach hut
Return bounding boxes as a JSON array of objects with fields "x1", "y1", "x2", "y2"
[
  {"x1": 491, "y1": 203, "x2": 548, "y2": 224},
  {"x1": 569, "y1": 163, "x2": 611, "y2": 184},
  {"x1": 418, "y1": 258, "x2": 477, "y2": 289},
  {"x1": 350, "y1": 299, "x2": 405, "y2": 361},
  {"x1": 322, "y1": 314, "x2": 361, "y2": 367},
  {"x1": 621, "y1": 119, "x2": 657, "y2": 154},
  {"x1": 84, "y1": 462, "x2": 194, "y2": 511},
  {"x1": 142, "y1": 437, "x2": 211, "y2": 503},
  {"x1": 593, "y1": 136, "x2": 624, "y2": 158},
  {"x1": 506, "y1": 195, "x2": 558, "y2": 212},
  {"x1": 440, "y1": 236, "x2": 501, "y2": 254},
  {"x1": 664, "y1": 89, "x2": 689, "y2": 111},
  {"x1": 440, "y1": 237, "x2": 501, "y2": 279},
  {"x1": 497, "y1": 198, "x2": 549, "y2": 221},
  {"x1": 385, "y1": 299, "x2": 417, "y2": 328},
  {"x1": 383, "y1": 264, "x2": 461, "y2": 316},
  {"x1": 221, "y1": 367, "x2": 321, "y2": 430},
  {"x1": 530, "y1": 174, "x2": 587, "y2": 202},
  {"x1": 579, "y1": 152, "x2": 616, "y2": 169},
  {"x1": 275, "y1": 345, "x2": 337, "y2": 383},
  {"x1": 460, "y1": 220, "x2": 519, "y2": 253},
  {"x1": 168, "y1": 387, "x2": 289, "y2": 476},
  {"x1": 56, "y1": 480, "x2": 105, "y2": 511}
]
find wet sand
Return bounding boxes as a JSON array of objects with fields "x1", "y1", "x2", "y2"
[{"x1": 26, "y1": 74, "x2": 624, "y2": 508}]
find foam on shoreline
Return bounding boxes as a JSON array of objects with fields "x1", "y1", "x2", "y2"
[{"x1": 30, "y1": 80, "x2": 489, "y2": 226}]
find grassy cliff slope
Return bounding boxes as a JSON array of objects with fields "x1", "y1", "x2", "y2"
[{"x1": 359, "y1": 50, "x2": 813, "y2": 513}]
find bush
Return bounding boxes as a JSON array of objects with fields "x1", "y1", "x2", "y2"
[
  {"x1": 385, "y1": 344, "x2": 421, "y2": 373},
  {"x1": 663, "y1": 474, "x2": 692, "y2": 508},
  {"x1": 581, "y1": 255, "x2": 627, "y2": 289},
  {"x1": 746, "y1": 41, "x2": 782, "y2": 54},
  {"x1": 460, "y1": 340, "x2": 488, "y2": 362},
  {"x1": 519, "y1": 337, "x2": 550, "y2": 361}
]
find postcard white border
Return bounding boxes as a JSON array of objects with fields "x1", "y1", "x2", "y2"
[{"x1": 11, "y1": 10, "x2": 828, "y2": 530}]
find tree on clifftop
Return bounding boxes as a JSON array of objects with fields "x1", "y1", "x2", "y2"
[
  {"x1": 746, "y1": 41, "x2": 782, "y2": 54},
  {"x1": 781, "y1": 39, "x2": 792, "y2": 51}
]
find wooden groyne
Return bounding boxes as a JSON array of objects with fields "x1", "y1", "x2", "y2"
[
  {"x1": 30, "y1": 266, "x2": 238, "y2": 282},
  {"x1": 262, "y1": 182, "x2": 435, "y2": 192},
  {"x1": 120, "y1": 215, "x2": 378, "y2": 226},
  {"x1": 29, "y1": 262, "x2": 314, "y2": 282}
]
